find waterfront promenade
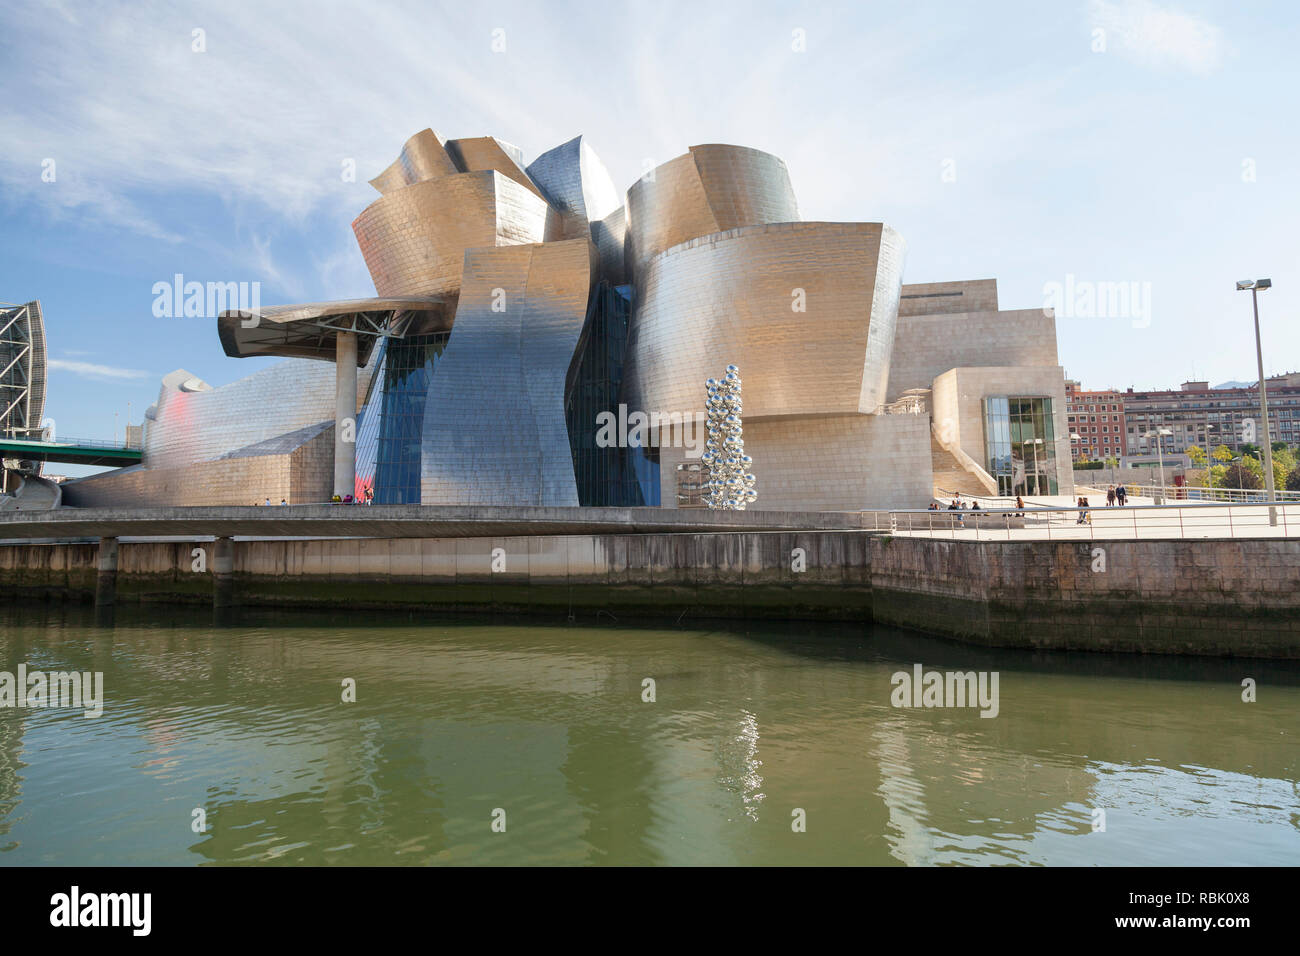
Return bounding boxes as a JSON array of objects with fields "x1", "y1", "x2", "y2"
[{"x1": 1, "y1": 502, "x2": 1298, "y2": 658}]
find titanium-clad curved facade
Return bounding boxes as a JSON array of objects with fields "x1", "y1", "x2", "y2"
[
  {"x1": 624, "y1": 222, "x2": 906, "y2": 419},
  {"x1": 56, "y1": 125, "x2": 1072, "y2": 511},
  {"x1": 139, "y1": 359, "x2": 377, "y2": 470},
  {"x1": 352, "y1": 171, "x2": 561, "y2": 296},
  {"x1": 62, "y1": 355, "x2": 380, "y2": 507},
  {"x1": 527, "y1": 136, "x2": 627, "y2": 284},
  {"x1": 445, "y1": 136, "x2": 546, "y2": 201},
  {"x1": 625, "y1": 145, "x2": 799, "y2": 285},
  {"x1": 420, "y1": 238, "x2": 595, "y2": 506},
  {"x1": 368, "y1": 128, "x2": 460, "y2": 195}
]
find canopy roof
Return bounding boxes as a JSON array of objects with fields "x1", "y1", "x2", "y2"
[{"x1": 217, "y1": 296, "x2": 455, "y2": 364}]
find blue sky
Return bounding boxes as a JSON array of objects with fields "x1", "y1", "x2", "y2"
[{"x1": 2, "y1": 0, "x2": 1297, "y2": 474}]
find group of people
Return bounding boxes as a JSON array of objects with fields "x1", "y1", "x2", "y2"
[
  {"x1": 922, "y1": 486, "x2": 1125, "y2": 525},
  {"x1": 927, "y1": 496, "x2": 982, "y2": 512},
  {"x1": 1075, "y1": 496, "x2": 1092, "y2": 524},
  {"x1": 249, "y1": 487, "x2": 378, "y2": 506},
  {"x1": 329, "y1": 488, "x2": 375, "y2": 505}
]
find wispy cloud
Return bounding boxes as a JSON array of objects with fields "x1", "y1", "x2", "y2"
[
  {"x1": 1089, "y1": 0, "x2": 1225, "y2": 74},
  {"x1": 48, "y1": 359, "x2": 152, "y2": 381}
]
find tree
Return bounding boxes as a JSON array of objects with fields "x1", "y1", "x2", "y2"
[
  {"x1": 1286, "y1": 468, "x2": 1300, "y2": 493},
  {"x1": 1271, "y1": 447, "x2": 1296, "y2": 489},
  {"x1": 1223, "y1": 463, "x2": 1262, "y2": 490},
  {"x1": 1241, "y1": 442, "x2": 1261, "y2": 460},
  {"x1": 1187, "y1": 444, "x2": 1207, "y2": 468},
  {"x1": 1211, "y1": 444, "x2": 1235, "y2": 465}
]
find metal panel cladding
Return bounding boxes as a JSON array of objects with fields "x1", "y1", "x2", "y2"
[
  {"x1": 420, "y1": 238, "x2": 596, "y2": 506},
  {"x1": 625, "y1": 145, "x2": 799, "y2": 285},
  {"x1": 141, "y1": 357, "x2": 378, "y2": 470},
  {"x1": 623, "y1": 222, "x2": 906, "y2": 421},
  {"x1": 368, "y1": 128, "x2": 459, "y2": 194},
  {"x1": 352, "y1": 171, "x2": 560, "y2": 297},
  {"x1": 527, "y1": 136, "x2": 627, "y2": 284},
  {"x1": 445, "y1": 136, "x2": 547, "y2": 201}
]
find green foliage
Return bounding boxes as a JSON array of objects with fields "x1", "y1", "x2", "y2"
[
  {"x1": 1269, "y1": 446, "x2": 1296, "y2": 484},
  {"x1": 1223, "y1": 463, "x2": 1262, "y2": 490},
  {"x1": 1286, "y1": 468, "x2": 1300, "y2": 493},
  {"x1": 1186, "y1": 445, "x2": 1207, "y2": 467},
  {"x1": 1211, "y1": 444, "x2": 1235, "y2": 464}
]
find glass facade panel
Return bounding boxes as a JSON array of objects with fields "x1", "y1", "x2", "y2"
[
  {"x1": 377, "y1": 332, "x2": 448, "y2": 504},
  {"x1": 984, "y1": 395, "x2": 1059, "y2": 496},
  {"x1": 354, "y1": 332, "x2": 450, "y2": 504},
  {"x1": 564, "y1": 282, "x2": 660, "y2": 506}
]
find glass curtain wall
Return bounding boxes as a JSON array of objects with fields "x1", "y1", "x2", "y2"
[
  {"x1": 353, "y1": 332, "x2": 449, "y2": 504},
  {"x1": 984, "y1": 396, "x2": 1058, "y2": 495},
  {"x1": 564, "y1": 282, "x2": 660, "y2": 506}
]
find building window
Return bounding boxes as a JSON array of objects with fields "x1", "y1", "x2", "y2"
[{"x1": 982, "y1": 396, "x2": 1059, "y2": 496}]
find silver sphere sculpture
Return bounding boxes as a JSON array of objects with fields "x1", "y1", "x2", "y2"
[{"x1": 703, "y1": 365, "x2": 757, "y2": 510}]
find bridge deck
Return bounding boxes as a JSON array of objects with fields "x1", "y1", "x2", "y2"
[{"x1": 0, "y1": 438, "x2": 142, "y2": 467}]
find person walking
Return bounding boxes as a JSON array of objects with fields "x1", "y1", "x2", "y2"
[
  {"x1": 1015, "y1": 495, "x2": 1025, "y2": 517},
  {"x1": 1107, "y1": 485, "x2": 1116, "y2": 507},
  {"x1": 1116, "y1": 483, "x2": 1127, "y2": 506}
]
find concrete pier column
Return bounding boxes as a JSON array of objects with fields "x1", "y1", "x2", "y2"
[
  {"x1": 95, "y1": 536, "x2": 118, "y2": 607},
  {"x1": 213, "y1": 536, "x2": 235, "y2": 609},
  {"x1": 334, "y1": 330, "x2": 358, "y2": 499}
]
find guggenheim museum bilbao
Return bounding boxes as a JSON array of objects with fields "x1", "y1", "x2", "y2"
[{"x1": 63, "y1": 128, "x2": 1074, "y2": 512}]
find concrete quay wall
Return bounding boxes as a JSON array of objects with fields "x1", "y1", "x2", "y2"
[
  {"x1": 2, "y1": 532, "x2": 1298, "y2": 657},
  {"x1": 870, "y1": 536, "x2": 1300, "y2": 658},
  {"x1": 0, "y1": 532, "x2": 871, "y2": 621}
]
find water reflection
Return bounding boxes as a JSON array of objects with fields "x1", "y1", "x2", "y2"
[{"x1": 0, "y1": 604, "x2": 1296, "y2": 865}]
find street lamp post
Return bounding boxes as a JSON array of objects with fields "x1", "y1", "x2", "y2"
[
  {"x1": 1142, "y1": 427, "x2": 1173, "y2": 503},
  {"x1": 1069, "y1": 431, "x2": 1086, "y2": 490},
  {"x1": 1202, "y1": 422, "x2": 1216, "y2": 500},
  {"x1": 1237, "y1": 279, "x2": 1277, "y2": 525}
]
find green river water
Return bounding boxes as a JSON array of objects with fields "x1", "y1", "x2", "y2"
[{"x1": 0, "y1": 604, "x2": 1296, "y2": 866}]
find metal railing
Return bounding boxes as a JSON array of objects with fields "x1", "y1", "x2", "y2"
[
  {"x1": 887, "y1": 500, "x2": 1300, "y2": 540},
  {"x1": 1119, "y1": 483, "x2": 1300, "y2": 504},
  {"x1": 0, "y1": 434, "x2": 142, "y2": 451}
]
